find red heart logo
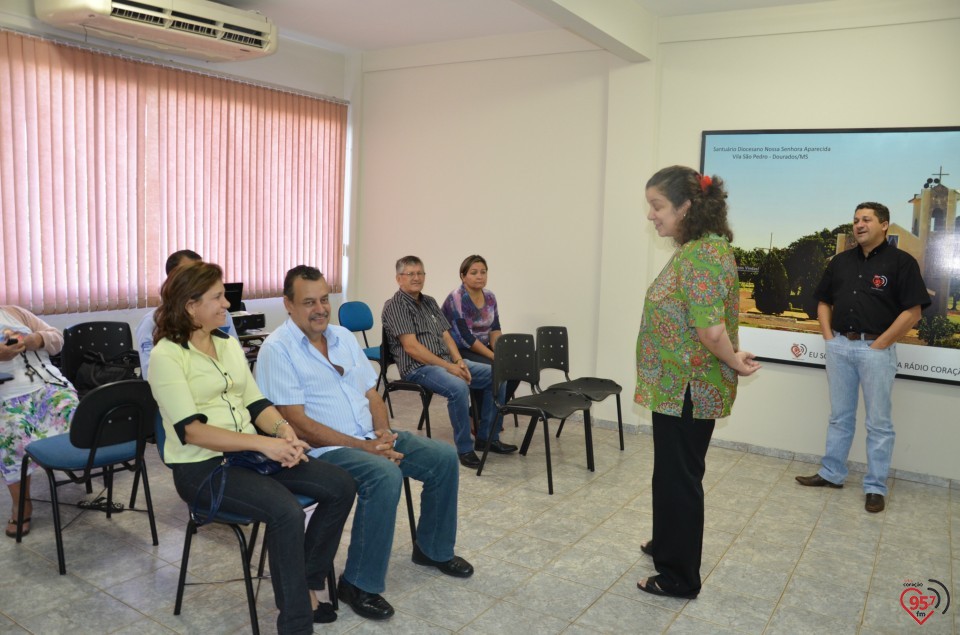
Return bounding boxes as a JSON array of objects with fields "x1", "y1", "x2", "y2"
[{"x1": 900, "y1": 588, "x2": 935, "y2": 625}]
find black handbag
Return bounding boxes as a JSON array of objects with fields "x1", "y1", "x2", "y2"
[
  {"x1": 74, "y1": 350, "x2": 140, "y2": 395},
  {"x1": 190, "y1": 451, "x2": 283, "y2": 526}
]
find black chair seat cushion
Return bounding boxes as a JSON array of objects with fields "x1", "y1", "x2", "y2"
[
  {"x1": 504, "y1": 389, "x2": 591, "y2": 420},
  {"x1": 546, "y1": 377, "x2": 621, "y2": 402}
]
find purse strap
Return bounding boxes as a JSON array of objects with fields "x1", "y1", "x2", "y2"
[{"x1": 190, "y1": 460, "x2": 228, "y2": 526}]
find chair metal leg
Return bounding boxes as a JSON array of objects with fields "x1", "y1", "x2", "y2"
[
  {"x1": 615, "y1": 394, "x2": 624, "y2": 451},
  {"x1": 130, "y1": 468, "x2": 141, "y2": 509},
  {"x1": 583, "y1": 409, "x2": 595, "y2": 472},
  {"x1": 230, "y1": 524, "x2": 260, "y2": 635},
  {"x1": 15, "y1": 458, "x2": 29, "y2": 543},
  {"x1": 542, "y1": 419, "x2": 554, "y2": 495},
  {"x1": 42, "y1": 466, "x2": 68, "y2": 574},
  {"x1": 327, "y1": 570, "x2": 339, "y2": 609},
  {"x1": 385, "y1": 389, "x2": 395, "y2": 418},
  {"x1": 419, "y1": 393, "x2": 432, "y2": 437},
  {"x1": 403, "y1": 477, "x2": 417, "y2": 545},
  {"x1": 174, "y1": 521, "x2": 196, "y2": 615},
  {"x1": 519, "y1": 416, "x2": 538, "y2": 456},
  {"x1": 555, "y1": 418, "x2": 567, "y2": 438},
  {"x1": 138, "y1": 463, "x2": 159, "y2": 546}
]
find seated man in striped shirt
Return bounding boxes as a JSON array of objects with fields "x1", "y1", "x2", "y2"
[
  {"x1": 256, "y1": 265, "x2": 472, "y2": 623},
  {"x1": 382, "y1": 255, "x2": 517, "y2": 469}
]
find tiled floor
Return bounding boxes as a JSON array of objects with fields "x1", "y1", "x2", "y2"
[{"x1": 2, "y1": 392, "x2": 957, "y2": 634}]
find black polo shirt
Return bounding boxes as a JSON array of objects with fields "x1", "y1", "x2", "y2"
[
  {"x1": 814, "y1": 240, "x2": 930, "y2": 335},
  {"x1": 381, "y1": 289, "x2": 453, "y2": 377}
]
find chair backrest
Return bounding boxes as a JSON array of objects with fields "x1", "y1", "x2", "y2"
[
  {"x1": 493, "y1": 334, "x2": 540, "y2": 402},
  {"x1": 69, "y1": 380, "x2": 158, "y2": 472},
  {"x1": 380, "y1": 327, "x2": 397, "y2": 381},
  {"x1": 155, "y1": 412, "x2": 168, "y2": 466},
  {"x1": 339, "y1": 301, "x2": 374, "y2": 348},
  {"x1": 61, "y1": 321, "x2": 135, "y2": 384},
  {"x1": 536, "y1": 326, "x2": 572, "y2": 379}
]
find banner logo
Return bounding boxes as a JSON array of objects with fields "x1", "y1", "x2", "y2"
[
  {"x1": 872, "y1": 274, "x2": 888, "y2": 289},
  {"x1": 790, "y1": 343, "x2": 807, "y2": 359}
]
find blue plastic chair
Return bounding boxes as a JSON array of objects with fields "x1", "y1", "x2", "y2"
[
  {"x1": 338, "y1": 302, "x2": 382, "y2": 384},
  {"x1": 15, "y1": 379, "x2": 159, "y2": 574},
  {"x1": 154, "y1": 416, "x2": 336, "y2": 634}
]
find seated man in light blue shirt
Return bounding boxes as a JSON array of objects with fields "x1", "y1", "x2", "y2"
[
  {"x1": 256, "y1": 265, "x2": 472, "y2": 622},
  {"x1": 135, "y1": 249, "x2": 238, "y2": 379}
]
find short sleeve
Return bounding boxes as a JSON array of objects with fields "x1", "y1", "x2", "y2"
[
  {"x1": 680, "y1": 241, "x2": 730, "y2": 328},
  {"x1": 256, "y1": 336, "x2": 307, "y2": 407}
]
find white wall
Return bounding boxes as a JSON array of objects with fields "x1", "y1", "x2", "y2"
[
  {"x1": 356, "y1": 33, "x2": 612, "y2": 382},
  {"x1": 353, "y1": 2, "x2": 960, "y2": 483}
]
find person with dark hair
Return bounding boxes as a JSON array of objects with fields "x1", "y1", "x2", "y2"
[
  {"x1": 796, "y1": 202, "x2": 929, "y2": 513},
  {"x1": 147, "y1": 263, "x2": 356, "y2": 633},
  {"x1": 1, "y1": 306, "x2": 78, "y2": 538},
  {"x1": 135, "y1": 250, "x2": 238, "y2": 379},
  {"x1": 257, "y1": 265, "x2": 471, "y2": 621},
  {"x1": 441, "y1": 255, "x2": 519, "y2": 404},
  {"x1": 635, "y1": 165, "x2": 760, "y2": 599},
  {"x1": 382, "y1": 256, "x2": 516, "y2": 468}
]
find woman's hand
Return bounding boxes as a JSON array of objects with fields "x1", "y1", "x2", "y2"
[
  {"x1": 0, "y1": 329, "x2": 26, "y2": 361},
  {"x1": 732, "y1": 351, "x2": 761, "y2": 377},
  {"x1": 261, "y1": 435, "x2": 311, "y2": 468}
]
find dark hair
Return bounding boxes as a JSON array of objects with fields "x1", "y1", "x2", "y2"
[
  {"x1": 154, "y1": 262, "x2": 223, "y2": 345},
  {"x1": 855, "y1": 202, "x2": 890, "y2": 225},
  {"x1": 283, "y1": 265, "x2": 325, "y2": 300},
  {"x1": 458, "y1": 255, "x2": 488, "y2": 279},
  {"x1": 646, "y1": 165, "x2": 733, "y2": 245},
  {"x1": 395, "y1": 255, "x2": 423, "y2": 274},
  {"x1": 164, "y1": 249, "x2": 202, "y2": 275}
]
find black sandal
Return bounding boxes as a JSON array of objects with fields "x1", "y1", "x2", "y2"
[
  {"x1": 640, "y1": 540, "x2": 654, "y2": 556},
  {"x1": 78, "y1": 497, "x2": 124, "y2": 513},
  {"x1": 637, "y1": 576, "x2": 698, "y2": 600}
]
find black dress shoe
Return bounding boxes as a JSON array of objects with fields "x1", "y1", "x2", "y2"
[
  {"x1": 313, "y1": 602, "x2": 337, "y2": 624},
  {"x1": 865, "y1": 493, "x2": 885, "y2": 513},
  {"x1": 412, "y1": 542, "x2": 474, "y2": 578},
  {"x1": 336, "y1": 576, "x2": 394, "y2": 620},
  {"x1": 795, "y1": 474, "x2": 843, "y2": 488},
  {"x1": 475, "y1": 439, "x2": 518, "y2": 454},
  {"x1": 459, "y1": 451, "x2": 481, "y2": 468}
]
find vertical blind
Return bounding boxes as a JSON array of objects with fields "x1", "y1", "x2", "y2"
[{"x1": 0, "y1": 30, "x2": 346, "y2": 314}]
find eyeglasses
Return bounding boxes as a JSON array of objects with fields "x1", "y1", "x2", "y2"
[{"x1": 399, "y1": 272, "x2": 426, "y2": 278}]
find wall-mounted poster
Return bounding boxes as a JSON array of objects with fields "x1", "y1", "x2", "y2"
[{"x1": 701, "y1": 127, "x2": 960, "y2": 385}]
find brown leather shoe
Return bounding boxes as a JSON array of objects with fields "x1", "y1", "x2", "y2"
[
  {"x1": 865, "y1": 494, "x2": 885, "y2": 513},
  {"x1": 795, "y1": 474, "x2": 843, "y2": 488}
]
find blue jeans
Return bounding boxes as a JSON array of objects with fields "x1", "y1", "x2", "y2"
[
  {"x1": 406, "y1": 360, "x2": 504, "y2": 454},
  {"x1": 173, "y1": 457, "x2": 356, "y2": 635},
  {"x1": 819, "y1": 334, "x2": 898, "y2": 495},
  {"x1": 320, "y1": 431, "x2": 460, "y2": 593}
]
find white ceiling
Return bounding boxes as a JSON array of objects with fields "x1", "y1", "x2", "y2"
[{"x1": 220, "y1": 0, "x2": 832, "y2": 52}]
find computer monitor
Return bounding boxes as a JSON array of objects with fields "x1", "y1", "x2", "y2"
[{"x1": 223, "y1": 282, "x2": 244, "y2": 313}]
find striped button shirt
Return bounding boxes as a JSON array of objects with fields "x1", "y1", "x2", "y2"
[
  {"x1": 381, "y1": 289, "x2": 452, "y2": 378},
  {"x1": 255, "y1": 320, "x2": 378, "y2": 457}
]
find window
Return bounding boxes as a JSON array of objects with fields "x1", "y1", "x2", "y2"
[{"x1": 0, "y1": 30, "x2": 346, "y2": 314}]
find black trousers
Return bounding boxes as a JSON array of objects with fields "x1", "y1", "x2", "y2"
[{"x1": 650, "y1": 388, "x2": 715, "y2": 596}]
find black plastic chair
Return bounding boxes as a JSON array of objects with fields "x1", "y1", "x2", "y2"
[
  {"x1": 380, "y1": 328, "x2": 434, "y2": 436},
  {"x1": 536, "y1": 326, "x2": 624, "y2": 451},
  {"x1": 15, "y1": 380, "x2": 159, "y2": 574},
  {"x1": 60, "y1": 321, "x2": 137, "y2": 389},
  {"x1": 153, "y1": 416, "x2": 337, "y2": 634},
  {"x1": 478, "y1": 334, "x2": 593, "y2": 495}
]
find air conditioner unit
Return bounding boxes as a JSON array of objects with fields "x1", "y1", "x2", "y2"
[{"x1": 34, "y1": 0, "x2": 278, "y2": 62}]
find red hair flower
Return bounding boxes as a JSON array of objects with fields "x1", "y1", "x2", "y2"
[{"x1": 699, "y1": 174, "x2": 712, "y2": 192}]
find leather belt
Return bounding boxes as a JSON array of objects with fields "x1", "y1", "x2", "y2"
[{"x1": 841, "y1": 331, "x2": 880, "y2": 341}]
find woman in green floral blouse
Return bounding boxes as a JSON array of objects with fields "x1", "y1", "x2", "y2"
[{"x1": 636, "y1": 165, "x2": 761, "y2": 600}]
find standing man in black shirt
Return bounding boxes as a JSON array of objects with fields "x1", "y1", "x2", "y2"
[{"x1": 796, "y1": 202, "x2": 930, "y2": 513}]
